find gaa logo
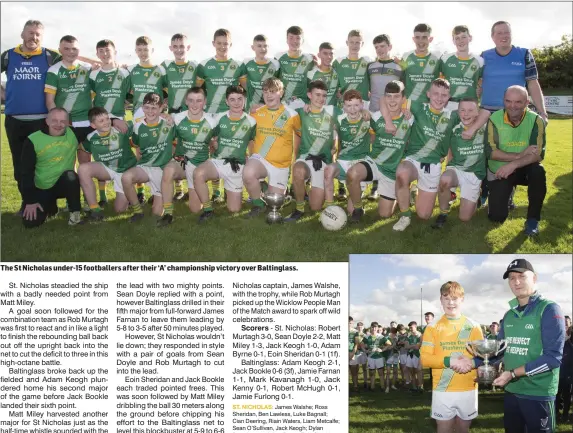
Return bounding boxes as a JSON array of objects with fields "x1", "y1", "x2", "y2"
[{"x1": 525, "y1": 324, "x2": 534, "y2": 330}]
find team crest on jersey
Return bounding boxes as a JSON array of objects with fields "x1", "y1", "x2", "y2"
[
  {"x1": 401, "y1": 123, "x2": 408, "y2": 131},
  {"x1": 361, "y1": 62, "x2": 366, "y2": 68},
  {"x1": 301, "y1": 61, "x2": 307, "y2": 66},
  {"x1": 162, "y1": 127, "x2": 169, "y2": 134},
  {"x1": 79, "y1": 69, "x2": 86, "y2": 76},
  {"x1": 350, "y1": 128, "x2": 357, "y2": 135},
  {"x1": 471, "y1": 64, "x2": 477, "y2": 71},
  {"x1": 429, "y1": 60, "x2": 436, "y2": 67},
  {"x1": 477, "y1": 129, "x2": 484, "y2": 136},
  {"x1": 202, "y1": 127, "x2": 210, "y2": 133},
  {"x1": 268, "y1": 68, "x2": 275, "y2": 74},
  {"x1": 192, "y1": 128, "x2": 198, "y2": 134},
  {"x1": 153, "y1": 72, "x2": 161, "y2": 78},
  {"x1": 230, "y1": 64, "x2": 237, "y2": 70},
  {"x1": 111, "y1": 134, "x2": 118, "y2": 141},
  {"x1": 241, "y1": 124, "x2": 249, "y2": 131},
  {"x1": 360, "y1": 125, "x2": 369, "y2": 134},
  {"x1": 188, "y1": 65, "x2": 194, "y2": 72},
  {"x1": 440, "y1": 116, "x2": 449, "y2": 124}
]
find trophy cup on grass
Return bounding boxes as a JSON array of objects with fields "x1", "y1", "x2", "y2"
[
  {"x1": 466, "y1": 339, "x2": 507, "y2": 385},
  {"x1": 262, "y1": 192, "x2": 292, "y2": 224}
]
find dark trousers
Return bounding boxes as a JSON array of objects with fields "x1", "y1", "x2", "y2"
[
  {"x1": 488, "y1": 163, "x2": 546, "y2": 223},
  {"x1": 556, "y1": 378, "x2": 572, "y2": 419},
  {"x1": 504, "y1": 392, "x2": 555, "y2": 433},
  {"x1": 22, "y1": 170, "x2": 80, "y2": 229},
  {"x1": 5, "y1": 116, "x2": 46, "y2": 201}
]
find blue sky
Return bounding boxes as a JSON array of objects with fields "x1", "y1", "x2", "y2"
[{"x1": 350, "y1": 254, "x2": 572, "y2": 326}]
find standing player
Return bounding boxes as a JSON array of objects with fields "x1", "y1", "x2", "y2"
[
  {"x1": 365, "y1": 323, "x2": 385, "y2": 391},
  {"x1": 323, "y1": 90, "x2": 371, "y2": 208},
  {"x1": 243, "y1": 77, "x2": 300, "y2": 217},
  {"x1": 406, "y1": 321, "x2": 424, "y2": 393},
  {"x1": 440, "y1": 26, "x2": 483, "y2": 111},
  {"x1": 285, "y1": 80, "x2": 336, "y2": 221},
  {"x1": 385, "y1": 327, "x2": 400, "y2": 392},
  {"x1": 399, "y1": 24, "x2": 442, "y2": 105},
  {"x1": 157, "y1": 87, "x2": 218, "y2": 227},
  {"x1": 194, "y1": 86, "x2": 256, "y2": 221},
  {"x1": 346, "y1": 81, "x2": 413, "y2": 222},
  {"x1": 239, "y1": 34, "x2": 280, "y2": 113},
  {"x1": 79, "y1": 107, "x2": 137, "y2": 220},
  {"x1": 396, "y1": 324, "x2": 410, "y2": 387},
  {"x1": 420, "y1": 281, "x2": 484, "y2": 433},
  {"x1": 432, "y1": 98, "x2": 488, "y2": 229},
  {"x1": 276, "y1": 26, "x2": 315, "y2": 109},
  {"x1": 349, "y1": 319, "x2": 363, "y2": 392},
  {"x1": 307, "y1": 42, "x2": 339, "y2": 107},
  {"x1": 122, "y1": 93, "x2": 175, "y2": 222}
]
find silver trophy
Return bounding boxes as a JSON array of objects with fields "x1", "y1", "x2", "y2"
[
  {"x1": 466, "y1": 339, "x2": 507, "y2": 385},
  {"x1": 262, "y1": 192, "x2": 292, "y2": 224}
]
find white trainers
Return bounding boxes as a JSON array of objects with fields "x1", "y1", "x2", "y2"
[
  {"x1": 385, "y1": 387, "x2": 390, "y2": 393},
  {"x1": 393, "y1": 216, "x2": 411, "y2": 231},
  {"x1": 68, "y1": 211, "x2": 82, "y2": 226},
  {"x1": 391, "y1": 385, "x2": 398, "y2": 390}
]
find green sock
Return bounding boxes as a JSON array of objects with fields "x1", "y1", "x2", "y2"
[
  {"x1": 213, "y1": 189, "x2": 221, "y2": 197},
  {"x1": 324, "y1": 200, "x2": 334, "y2": 208},
  {"x1": 400, "y1": 209, "x2": 412, "y2": 217},
  {"x1": 296, "y1": 202, "x2": 305, "y2": 213},
  {"x1": 131, "y1": 203, "x2": 142, "y2": 214},
  {"x1": 203, "y1": 201, "x2": 213, "y2": 212},
  {"x1": 89, "y1": 204, "x2": 103, "y2": 213},
  {"x1": 175, "y1": 182, "x2": 182, "y2": 195},
  {"x1": 253, "y1": 198, "x2": 265, "y2": 208},
  {"x1": 163, "y1": 203, "x2": 174, "y2": 215},
  {"x1": 99, "y1": 185, "x2": 107, "y2": 202},
  {"x1": 354, "y1": 198, "x2": 363, "y2": 210},
  {"x1": 440, "y1": 207, "x2": 451, "y2": 216},
  {"x1": 136, "y1": 185, "x2": 144, "y2": 195}
]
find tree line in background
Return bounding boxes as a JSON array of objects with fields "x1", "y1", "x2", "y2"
[{"x1": 533, "y1": 34, "x2": 573, "y2": 92}]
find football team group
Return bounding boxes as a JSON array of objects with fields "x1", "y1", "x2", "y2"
[{"x1": 2, "y1": 20, "x2": 548, "y2": 233}]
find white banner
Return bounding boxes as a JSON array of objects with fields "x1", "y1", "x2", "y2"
[{"x1": 544, "y1": 95, "x2": 573, "y2": 115}]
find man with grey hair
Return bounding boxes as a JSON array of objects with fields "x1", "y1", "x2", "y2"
[
  {"x1": 1, "y1": 20, "x2": 61, "y2": 216},
  {"x1": 484, "y1": 85, "x2": 547, "y2": 236},
  {"x1": 490, "y1": 258, "x2": 565, "y2": 433}
]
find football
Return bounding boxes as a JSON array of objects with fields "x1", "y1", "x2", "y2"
[{"x1": 320, "y1": 206, "x2": 347, "y2": 231}]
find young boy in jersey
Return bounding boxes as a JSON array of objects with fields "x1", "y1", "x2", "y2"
[
  {"x1": 90, "y1": 39, "x2": 131, "y2": 207},
  {"x1": 276, "y1": 26, "x2": 315, "y2": 109},
  {"x1": 323, "y1": 90, "x2": 371, "y2": 209},
  {"x1": 346, "y1": 81, "x2": 413, "y2": 223},
  {"x1": 405, "y1": 321, "x2": 424, "y2": 392},
  {"x1": 364, "y1": 322, "x2": 384, "y2": 390},
  {"x1": 79, "y1": 107, "x2": 137, "y2": 221},
  {"x1": 432, "y1": 98, "x2": 488, "y2": 229},
  {"x1": 127, "y1": 36, "x2": 168, "y2": 204},
  {"x1": 162, "y1": 33, "x2": 198, "y2": 201},
  {"x1": 420, "y1": 281, "x2": 483, "y2": 433},
  {"x1": 239, "y1": 34, "x2": 280, "y2": 113},
  {"x1": 196, "y1": 29, "x2": 245, "y2": 203},
  {"x1": 285, "y1": 80, "x2": 336, "y2": 221},
  {"x1": 243, "y1": 77, "x2": 300, "y2": 218},
  {"x1": 307, "y1": 42, "x2": 338, "y2": 107},
  {"x1": 157, "y1": 87, "x2": 218, "y2": 227},
  {"x1": 396, "y1": 324, "x2": 410, "y2": 387},
  {"x1": 385, "y1": 327, "x2": 400, "y2": 392},
  {"x1": 194, "y1": 86, "x2": 256, "y2": 222},
  {"x1": 121, "y1": 93, "x2": 175, "y2": 222}
]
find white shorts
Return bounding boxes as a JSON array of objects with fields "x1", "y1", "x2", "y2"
[
  {"x1": 387, "y1": 355, "x2": 399, "y2": 366},
  {"x1": 406, "y1": 355, "x2": 420, "y2": 369},
  {"x1": 101, "y1": 164, "x2": 124, "y2": 195},
  {"x1": 356, "y1": 352, "x2": 368, "y2": 365},
  {"x1": 368, "y1": 357, "x2": 385, "y2": 370},
  {"x1": 285, "y1": 98, "x2": 305, "y2": 110},
  {"x1": 445, "y1": 166, "x2": 482, "y2": 203},
  {"x1": 362, "y1": 158, "x2": 396, "y2": 200},
  {"x1": 249, "y1": 153, "x2": 289, "y2": 190},
  {"x1": 446, "y1": 101, "x2": 459, "y2": 111},
  {"x1": 349, "y1": 353, "x2": 360, "y2": 366},
  {"x1": 138, "y1": 165, "x2": 163, "y2": 197},
  {"x1": 431, "y1": 389, "x2": 478, "y2": 421},
  {"x1": 404, "y1": 157, "x2": 441, "y2": 193},
  {"x1": 399, "y1": 354, "x2": 409, "y2": 365},
  {"x1": 210, "y1": 159, "x2": 243, "y2": 193},
  {"x1": 184, "y1": 162, "x2": 198, "y2": 189},
  {"x1": 296, "y1": 158, "x2": 325, "y2": 189},
  {"x1": 336, "y1": 160, "x2": 359, "y2": 181}
]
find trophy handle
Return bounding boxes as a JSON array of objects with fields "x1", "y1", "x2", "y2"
[
  {"x1": 466, "y1": 342, "x2": 482, "y2": 359},
  {"x1": 283, "y1": 195, "x2": 292, "y2": 206},
  {"x1": 495, "y1": 340, "x2": 507, "y2": 356}
]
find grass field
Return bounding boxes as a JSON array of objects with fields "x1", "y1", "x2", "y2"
[
  {"x1": 1, "y1": 116, "x2": 572, "y2": 261},
  {"x1": 349, "y1": 374, "x2": 572, "y2": 433}
]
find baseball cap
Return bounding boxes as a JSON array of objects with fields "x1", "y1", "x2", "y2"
[{"x1": 503, "y1": 258, "x2": 535, "y2": 279}]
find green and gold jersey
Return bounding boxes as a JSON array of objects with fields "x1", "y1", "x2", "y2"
[
  {"x1": 161, "y1": 59, "x2": 199, "y2": 111},
  {"x1": 276, "y1": 51, "x2": 315, "y2": 102},
  {"x1": 439, "y1": 52, "x2": 483, "y2": 101},
  {"x1": 349, "y1": 330, "x2": 360, "y2": 352},
  {"x1": 365, "y1": 334, "x2": 385, "y2": 359},
  {"x1": 369, "y1": 112, "x2": 413, "y2": 180},
  {"x1": 407, "y1": 102, "x2": 452, "y2": 164},
  {"x1": 443, "y1": 110, "x2": 487, "y2": 179},
  {"x1": 89, "y1": 67, "x2": 130, "y2": 119},
  {"x1": 335, "y1": 111, "x2": 371, "y2": 161},
  {"x1": 127, "y1": 64, "x2": 168, "y2": 112},
  {"x1": 196, "y1": 57, "x2": 245, "y2": 114},
  {"x1": 307, "y1": 66, "x2": 339, "y2": 106},
  {"x1": 239, "y1": 58, "x2": 280, "y2": 110},
  {"x1": 45, "y1": 61, "x2": 92, "y2": 123},
  {"x1": 408, "y1": 332, "x2": 422, "y2": 357},
  {"x1": 400, "y1": 51, "x2": 442, "y2": 103},
  {"x1": 172, "y1": 112, "x2": 218, "y2": 166},
  {"x1": 213, "y1": 112, "x2": 257, "y2": 164},
  {"x1": 295, "y1": 106, "x2": 336, "y2": 164},
  {"x1": 333, "y1": 56, "x2": 372, "y2": 102},
  {"x1": 132, "y1": 118, "x2": 175, "y2": 168},
  {"x1": 396, "y1": 333, "x2": 409, "y2": 354},
  {"x1": 83, "y1": 126, "x2": 137, "y2": 173}
]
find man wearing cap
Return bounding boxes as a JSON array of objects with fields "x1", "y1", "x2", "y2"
[{"x1": 491, "y1": 258, "x2": 566, "y2": 433}]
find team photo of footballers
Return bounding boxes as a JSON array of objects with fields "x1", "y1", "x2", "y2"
[{"x1": 1, "y1": 2, "x2": 571, "y2": 260}]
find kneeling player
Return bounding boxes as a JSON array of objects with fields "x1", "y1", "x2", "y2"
[
  {"x1": 243, "y1": 77, "x2": 300, "y2": 217},
  {"x1": 432, "y1": 98, "x2": 488, "y2": 228},
  {"x1": 346, "y1": 81, "x2": 413, "y2": 222},
  {"x1": 157, "y1": 87, "x2": 217, "y2": 227},
  {"x1": 122, "y1": 93, "x2": 175, "y2": 222},
  {"x1": 79, "y1": 107, "x2": 137, "y2": 221},
  {"x1": 323, "y1": 89, "x2": 371, "y2": 209},
  {"x1": 285, "y1": 80, "x2": 336, "y2": 221},
  {"x1": 194, "y1": 86, "x2": 256, "y2": 221}
]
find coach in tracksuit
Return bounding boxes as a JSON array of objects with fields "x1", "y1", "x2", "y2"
[
  {"x1": 492, "y1": 259, "x2": 566, "y2": 433},
  {"x1": 1, "y1": 20, "x2": 61, "y2": 215}
]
